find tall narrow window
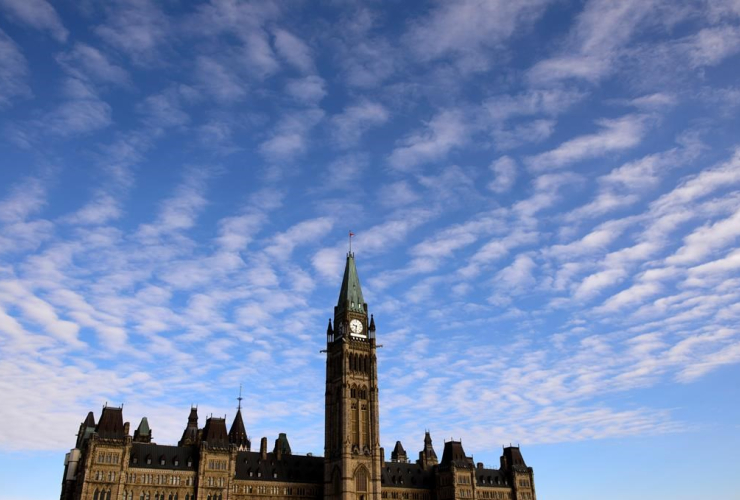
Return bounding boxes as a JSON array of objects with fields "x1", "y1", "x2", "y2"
[
  {"x1": 356, "y1": 467, "x2": 368, "y2": 492},
  {"x1": 360, "y1": 402, "x2": 368, "y2": 446},
  {"x1": 351, "y1": 401, "x2": 359, "y2": 445}
]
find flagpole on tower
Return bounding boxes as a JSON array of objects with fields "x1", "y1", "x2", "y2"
[{"x1": 349, "y1": 230, "x2": 355, "y2": 254}]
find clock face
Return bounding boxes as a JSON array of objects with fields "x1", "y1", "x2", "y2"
[{"x1": 349, "y1": 319, "x2": 364, "y2": 335}]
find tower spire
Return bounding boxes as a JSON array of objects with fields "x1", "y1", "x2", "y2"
[
  {"x1": 237, "y1": 384, "x2": 243, "y2": 411},
  {"x1": 336, "y1": 252, "x2": 365, "y2": 314}
]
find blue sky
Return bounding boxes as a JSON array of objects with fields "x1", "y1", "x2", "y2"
[{"x1": 1, "y1": 0, "x2": 740, "y2": 498}]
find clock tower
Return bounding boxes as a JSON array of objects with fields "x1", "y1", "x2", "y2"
[{"x1": 324, "y1": 252, "x2": 381, "y2": 500}]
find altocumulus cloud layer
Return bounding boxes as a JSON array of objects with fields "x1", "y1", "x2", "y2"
[{"x1": 1, "y1": 0, "x2": 740, "y2": 488}]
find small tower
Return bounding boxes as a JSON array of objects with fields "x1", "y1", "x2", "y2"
[
  {"x1": 179, "y1": 406, "x2": 199, "y2": 446},
  {"x1": 229, "y1": 387, "x2": 251, "y2": 451},
  {"x1": 419, "y1": 431, "x2": 438, "y2": 469},
  {"x1": 391, "y1": 441, "x2": 408, "y2": 463},
  {"x1": 133, "y1": 417, "x2": 152, "y2": 443}
]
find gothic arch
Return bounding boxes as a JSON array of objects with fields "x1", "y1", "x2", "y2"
[{"x1": 354, "y1": 464, "x2": 369, "y2": 492}]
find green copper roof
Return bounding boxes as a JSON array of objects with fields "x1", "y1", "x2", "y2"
[
  {"x1": 137, "y1": 417, "x2": 150, "y2": 436},
  {"x1": 337, "y1": 253, "x2": 365, "y2": 313}
]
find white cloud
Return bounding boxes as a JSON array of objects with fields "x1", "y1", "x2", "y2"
[
  {"x1": 259, "y1": 108, "x2": 325, "y2": 163},
  {"x1": 42, "y1": 78, "x2": 112, "y2": 136},
  {"x1": 485, "y1": 89, "x2": 587, "y2": 123},
  {"x1": 405, "y1": 0, "x2": 553, "y2": 71},
  {"x1": 0, "y1": 175, "x2": 47, "y2": 223},
  {"x1": 285, "y1": 75, "x2": 326, "y2": 104},
  {"x1": 526, "y1": 114, "x2": 648, "y2": 171},
  {"x1": 493, "y1": 119, "x2": 556, "y2": 150},
  {"x1": 272, "y1": 28, "x2": 315, "y2": 73},
  {"x1": 323, "y1": 154, "x2": 368, "y2": 189},
  {"x1": 195, "y1": 56, "x2": 247, "y2": 103},
  {"x1": 488, "y1": 156, "x2": 518, "y2": 193},
  {"x1": 379, "y1": 181, "x2": 420, "y2": 209},
  {"x1": 527, "y1": 0, "x2": 667, "y2": 84},
  {"x1": 56, "y1": 43, "x2": 131, "y2": 87},
  {"x1": 95, "y1": 0, "x2": 170, "y2": 62},
  {"x1": 388, "y1": 110, "x2": 467, "y2": 171},
  {"x1": 0, "y1": 29, "x2": 31, "y2": 107},
  {"x1": 331, "y1": 100, "x2": 389, "y2": 148},
  {"x1": 0, "y1": 0, "x2": 68, "y2": 42},
  {"x1": 137, "y1": 168, "x2": 214, "y2": 239},
  {"x1": 494, "y1": 254, "x2": 537, "y2": 291},
  {"x1": 681, "y1": 25, "x2": 740, "y2": 68},
  {"x1": 666, "y1": 206, "x2": 740, "y2": 265},
  {"x1": 265, "y1": 217, "x2": 334, "y2": 260}
]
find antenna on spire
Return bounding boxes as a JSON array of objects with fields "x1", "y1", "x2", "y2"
[
  {"x1": 237, "y1": 384, "x2": 243, "y2": 411},
  {"x1": 349, "y1": 230, "x2": 355, "y2": 254}
]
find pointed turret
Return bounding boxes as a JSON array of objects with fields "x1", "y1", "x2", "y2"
[
  {"x1": 75, "y1": 411, "x2": 97, "y2": 448},
  {"x1": 336, "y1": 253, "x2": 366, "y2": 314},
  {"x1": 419, "y1": 431, "x2": 438, "y2": 468},
  {"x1": 327, "y1": 319, "x2": 333, "y2": 335},
  {"x1": 273, "y1": 432, "x2": 292, "y2": 460},
  {"x1": 391, "y1": 440, "x2": 408, "y2": 462},
  {"x1": 178, "y1": 406, "x2": 199, "y2": 446},
  {"x1": 229, "y1": 409, "x2": 250, "y2": 450},
  {"x1": 133, "y1": 417, "x2": 152, "y2": 443},
  {"x1": 83, "y1": 411, "x2": 95, "y2": 428}
]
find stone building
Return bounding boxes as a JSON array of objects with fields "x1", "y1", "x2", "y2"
[{"x1": 60, "y1": 254, "x2": 536, "y2": 500}]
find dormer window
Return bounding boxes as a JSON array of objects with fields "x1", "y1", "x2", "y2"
[
  {"x1": 132, "y1": 457, "x2": 138, "y2": 464},
  {"x1": 146, "y1": 456, "x2": 152, "y2": 465}
]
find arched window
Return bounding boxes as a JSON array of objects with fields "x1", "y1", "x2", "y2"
[
  {"x1": 140, "y1": 493, "x2": 145, "y2": 500},
  {"x1": 106, "y1": 490, "x2": 112, "y2": 500},
  {"x1": 355, "y1": 466, "x2": 368, "y2": 492},
  {"x1": 93, "y1": 489, "x2": 99, "y2": 500}
]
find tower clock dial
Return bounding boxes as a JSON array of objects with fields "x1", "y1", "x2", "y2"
[{"x1": 349, "y1": 319, "x2": 364, "y2": 336}]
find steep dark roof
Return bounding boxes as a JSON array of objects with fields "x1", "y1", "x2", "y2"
[
  {"x1": 179, "y1": 407, "x2": 199, "y2": 446},
  {"x1": 83, "y1": 411, "x2": 96, "y2": 428},
  {"x1": 501, "y1": 446, "x2": 529, "y2": 472},
  {"x1": 391, "y1": 441, "x2": 407, "y2": 462},
  {"x1": 229, "y1": 409, "x2": 250, "y2": 449},
  {"x1": 421, "y1": 431, "x2": 437, "y2": 460},
  {"x1": 381, "y1": 462, "x2": 434, "y2": 489},
  {"x1": 440, "y1": 441, "x2": 473, "y2": 469},
  {"x1": 475, "y1": 468, "x2": 509, "y2": 487},
  {"x1": 202, "y1": 417, "x2": 229, "y2": 449},
  {"x1": 96, "y1": 407, "x2": 126, "y2": 440},
  {"x1": 134, "y1": 417, "x2": 151, "y2": 442},
  {"x1": 336, "y1": 253, "x2": 365, "y2": 314},
  {"x1": 235, "y1": 451, "x2": 323, "y2": 483},
  {"x1": 129, "y1": 443, "x2": 199, "y2": 470},
  {"x1": 274, "y1": 433, "x2": 291, "y2": 455}
]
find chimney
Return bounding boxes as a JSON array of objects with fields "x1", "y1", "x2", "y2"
[
  {"x1": 260, "y1": 437, "x2": 268, "y2": 460},
  {"x1": 477, "y1": 462, "x2": 483, "y2": 469},
  {"x1": 123, "y1": 422, "x2": 130, "y2": 436}
]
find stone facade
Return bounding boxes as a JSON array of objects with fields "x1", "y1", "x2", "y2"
[{"x1": 61, "y1": 254, "x2": 536, "y2": 500}]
